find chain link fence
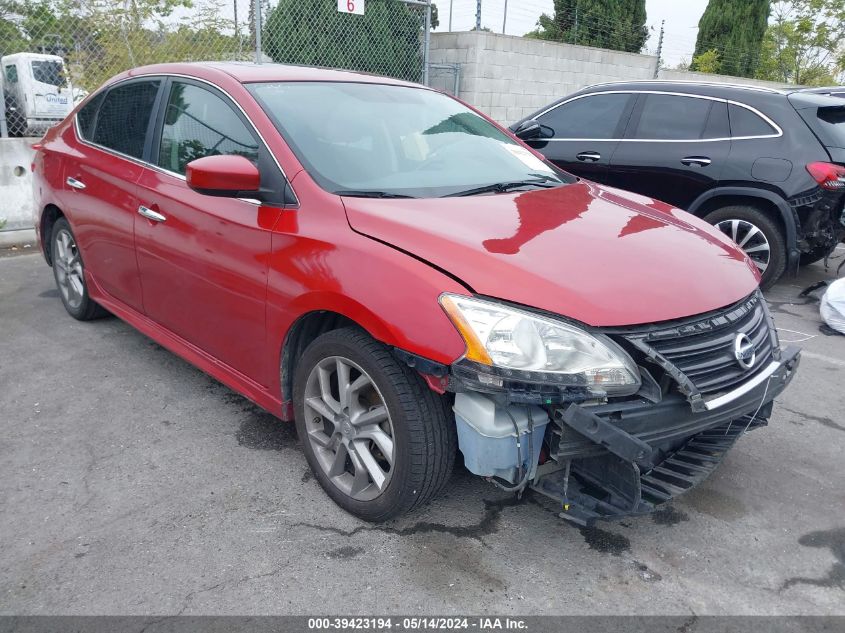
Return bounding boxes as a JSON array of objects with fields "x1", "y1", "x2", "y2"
[{"x1": 0, "y1": 0, "x2": 434, "y2": 136}]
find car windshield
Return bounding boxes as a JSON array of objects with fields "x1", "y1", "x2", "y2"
[
  {"x1": 31, "y1": 60, "x2": 66, "y2": 87},
  {"x1": 248, "y1": 81, "x2": 569, "y2": 198}
]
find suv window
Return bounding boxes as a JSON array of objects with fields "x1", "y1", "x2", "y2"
[
  {"x1": 92, "y1": 80, "x2": 161, "y2": 159},
  {"x1": 76, "y1": 92, "x2": 106, "y2": 141},
  {"x1": 537, "y1": 93, "x2": 632, "y2": 139},
  {"x1": 4, "y1": 65, "x2": 17, "y2": 83},
  {"x1": 729, "y1": 104, "x2": 777, "y2": 137},
  {"x1": 157, "y1": 82, "x2": 259, "y2": 175},
  {"x1": 634, "y1": 94, "x2": 722, "y2": 140}
]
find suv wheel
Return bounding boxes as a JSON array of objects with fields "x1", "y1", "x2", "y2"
[
  {"x1": 293, "y1": 327, "x2": 456, "y2": 522},
  {"x1": 705, "y1": 206, "x2": 786, "y2": 290},
  {"x1": 50, "y1": 218, "x2": 108, "y2": 320}
]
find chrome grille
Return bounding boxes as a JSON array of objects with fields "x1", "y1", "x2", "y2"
[{"x1": 624, "y1": 293, "x2": 777, "y2": 396}]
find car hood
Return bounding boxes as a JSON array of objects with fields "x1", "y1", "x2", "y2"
[{"x1": 342, "y1": 181, "x2": 760, "y2": 327}]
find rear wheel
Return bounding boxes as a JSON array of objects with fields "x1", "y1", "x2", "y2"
[
  {"x1": 51, "y1": 218, "x2": 108, "y2": 320},
  {"x1": 705, "y1": 205, "x2": 786, "y2": 290},
  {"x1": 293, "y1": 327, "x2": 455, "y2": 522}
]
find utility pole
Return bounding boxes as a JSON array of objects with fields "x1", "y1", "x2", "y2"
[
  {"x1": 448, "y1": 0, "x2": 453, "y2": 31},
  {"x1": 475, "y1": 0, "x2": 481, "y2": 31},
  {"x1": 653, "y1": 20, "x2": 665, "y2": 79},
  {"x1": 234, "y1": 0, "x2": 240, "y2": 55},
  {"x1": 502, "y1": 0, "x2": 508, "y2": 33},
  {"x1": 254, "y1": 0, "x2": 262, "y2": 64},
  {"x1": 423, "y1": 0, "x2": 432, "y2": 85},
  {"x1": 573, "y1": 7, "x2": 578, "y2": 45}
]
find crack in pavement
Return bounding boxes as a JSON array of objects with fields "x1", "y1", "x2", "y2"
[
  {"x1": 177, "y1": 566, "x2": 287, "y2": 615},
  {"x1": 779, "y1": 406, "x2": 845, "y2": 433},
  {"x1": 291, "y1": 497, "x2": 524, "y2": 543}
]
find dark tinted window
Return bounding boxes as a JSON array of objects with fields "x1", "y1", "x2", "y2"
[
  {"x1": 31, "y1": 60, "x2": 65, "y2": 87},
  {"x1": 157, "y1": 82, "x2": 258, "y2": 175},
  {"x1": 702, "y1": 101, "x2": 730, "y2": 138},
  {"x1": 812, "y1": 106, "x2": 845, "y2": 147},
  {"x1": 4, "y1": 65, "x2": 17, "y2": 83},
  {"x1": 538, "y1": 93, "x2": 632, "y2": 139},
  {"x1": 634, "y1": 94, "x2": 716, "y2": 140},
  {"x1": 729, "y1": 104, "x2": 777, "y2": 137},
  {"x1": 93, "y1": 80, "x2": 160, "y2": 159},
  {"x1": 76, "y1": 92, "x2": 106, "y2": 141}
]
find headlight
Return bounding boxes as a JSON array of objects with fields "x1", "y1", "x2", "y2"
[{"x1": 440, "y1": 294, "x2": 640, "y2": 395}]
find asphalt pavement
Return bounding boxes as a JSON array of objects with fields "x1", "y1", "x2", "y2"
[{"x1": 1, "y1": 247, "x2": 843, "y2": 615}]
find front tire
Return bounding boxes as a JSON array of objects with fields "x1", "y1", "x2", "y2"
[
  {"x1": 705, "y1": 206, "x2": 786, "y2": 290},
  {"x1": 293, "y1": 327, "x2": 456, "y2": 522},
  {"x1": 50, "y1": 218, "x2": 107, "y2": 320}
]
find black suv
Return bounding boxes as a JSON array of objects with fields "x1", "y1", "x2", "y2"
[{"x1": 511, "y1": 81, "x2": 845, "y2": 288}]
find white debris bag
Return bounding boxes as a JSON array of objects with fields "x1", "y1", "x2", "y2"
[{"x1": 820, "y1": 278, "x2": 845, "y2": 335}]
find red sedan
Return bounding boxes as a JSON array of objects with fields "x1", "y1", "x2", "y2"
[{"x1": 33, "y1": 63, "x2": 799, "y2": 524}]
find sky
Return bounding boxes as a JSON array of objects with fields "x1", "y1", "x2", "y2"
[{"x1": 434, "y1": 0, "x2": 709, "y2": 67}]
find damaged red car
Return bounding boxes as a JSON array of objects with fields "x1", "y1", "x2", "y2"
[{"x1": 33, "y1": 63, "x2": 800, "y2": 524}]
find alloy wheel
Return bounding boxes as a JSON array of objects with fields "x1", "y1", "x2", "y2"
[
  {"x1": 302, "y1": 356, "x2": 395, "y2": 502},
  {"x1": 716, "y1": 218, "x2": 771, "y2": 273},
  {"x1": 54, "y1": 228, "x2": 85, "y2": 310}
]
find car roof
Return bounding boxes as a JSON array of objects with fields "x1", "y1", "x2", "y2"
[
  {"x1": 797, "y1": 86, "x2": 845, "y2": 95},
  {"x1": 115, "y1": 61, "x2": 423, "y2": 89},
  {"x1": 580, "y1": 80, "x2": 790, "y2": 98}
]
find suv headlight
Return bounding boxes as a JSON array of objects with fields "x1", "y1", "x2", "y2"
[{"x1": 440, "y1": 294, "x2": 641, "y2": 395}]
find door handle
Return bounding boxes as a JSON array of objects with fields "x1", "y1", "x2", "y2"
[
  {"x1": 66, "y1": 176, "x2": 86, "y2": 190},
  {"x1": 138, "y1": 205, "x2": 167, "y2": 223},
  {"x1": 681, "y1": 156, "x2": 712, "y2": 167},
  {"x1": 576, "y1": 151, "x2": 602, "y2": 162}
]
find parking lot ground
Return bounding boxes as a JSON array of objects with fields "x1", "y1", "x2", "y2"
[{"x1": 1, "y1": 248, "x2": 844, "y2": 616}]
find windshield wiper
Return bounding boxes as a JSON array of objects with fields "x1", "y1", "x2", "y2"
[
  {"x1": 335, "y1": 190, "x2": 417, "y2": 199},
  {"x1": 445, "y1": 178, "x2": 561, "y2": 197}
]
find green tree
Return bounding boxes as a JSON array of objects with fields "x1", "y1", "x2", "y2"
[
  {"x1": 264, "y1": 0, "x2": 428, "y2": 82},
  {"x1": 692, "y1": 49, "x2": 722, "y2": 74},
  {"x1": 692, "y1": 0, "x2": 770, "y2": 78},
  {"x1": 756, "y1": 0, "x2": 845, "y2": 85},
  {"x1": 68, "y1": 0, "x2": 240, "y2": 90},
  {"x1": 526, "y1": 0, "x2": 648, "y2": 54}
]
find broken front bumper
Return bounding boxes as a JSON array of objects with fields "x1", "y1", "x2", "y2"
[{"x1": 531, "y1": 345, "x2": 801, "y2": 525}]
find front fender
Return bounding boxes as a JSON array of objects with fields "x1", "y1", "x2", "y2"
[{"x1": 265, "y1": 231, "x2": 471, "y2": 401}]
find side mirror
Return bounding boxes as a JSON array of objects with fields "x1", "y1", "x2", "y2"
[
  {"x1": 186, "y1": 155, "x2": 261, "y2": 198},
  {"x1": 513, "y1": 119, "x2": 543, "y2": 140}
]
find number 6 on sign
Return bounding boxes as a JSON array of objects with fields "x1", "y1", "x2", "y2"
[{"x1": 338, "y1": 0, "x2": 365, "y2": 14}]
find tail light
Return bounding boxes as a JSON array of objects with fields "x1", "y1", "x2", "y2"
[{"x1": 806, "y1": 162, "x2": 845, "y2": 190}]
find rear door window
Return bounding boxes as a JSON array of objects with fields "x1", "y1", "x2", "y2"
[
  {"x1": 632, "y1": 94, "x2": 721, "y2": 140},
  {"x1": 537, "y1": 93, "x2": 633, "y2": 139},
  {"x1": 156, "y1": 81, "x2": 259, "y2": 175},
  {"x1": 728, "y1": 104, "x2": 777, "y2": 138},
  {"x1": 92, "y1": 80, "x2": 161, "y2": 159}
]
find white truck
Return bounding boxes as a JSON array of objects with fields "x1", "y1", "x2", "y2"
[{"x1": 1, "y1": 52, "x2": 74, "y2": 137}]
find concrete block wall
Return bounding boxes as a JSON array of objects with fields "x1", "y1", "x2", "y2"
[
  {"x1": 430, "y1": 33, "x2": 797, "y2": 125},
  {"x1": 0, "y1": 139, "x2": 36, "y2": 235},
  {"x1": 430, "y1": 32, "x2": 659, "y2": 124}
]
